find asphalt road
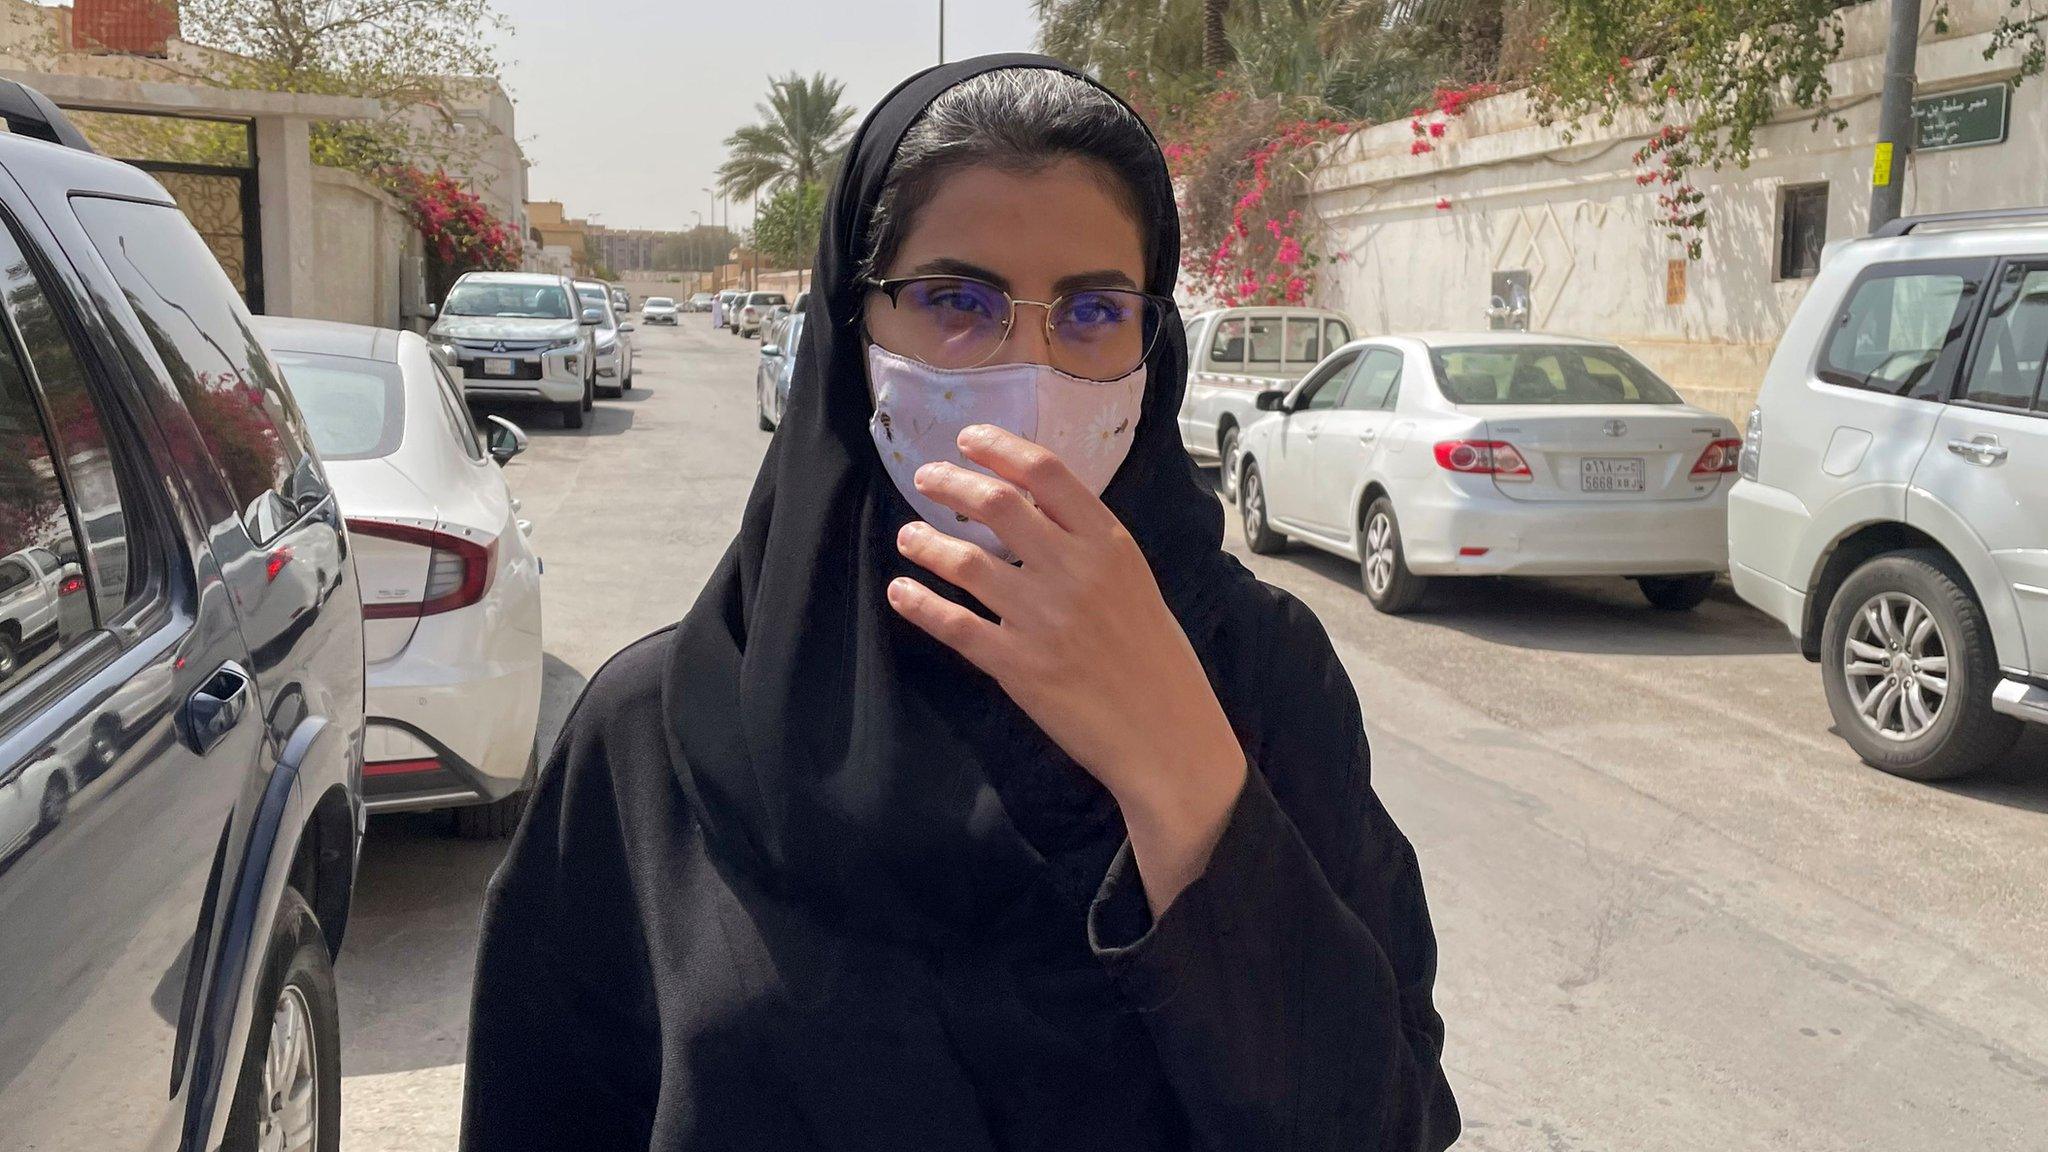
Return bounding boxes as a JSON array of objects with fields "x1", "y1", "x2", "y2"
[{"x1": 337, "y1": 317, "x2": 2048, "y2": 1151}]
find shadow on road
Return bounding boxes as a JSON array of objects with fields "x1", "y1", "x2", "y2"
[
  {"x1": 1264, "y1": 544, "x2": 1796, "y2": 658},
  {"x1": 1905, "y1": 726, "x2": 2048, "y2": 812},
  {"x1": 469, "y1": 399, "x2": 636, "y2": 437},
  {"x1": 335, "y1": 652, "x2": 591, "y2": 1077}
]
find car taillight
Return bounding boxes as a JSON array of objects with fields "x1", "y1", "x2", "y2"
[
  {"x1": 347, "y1": 519, "x2": 496, "y2": 619},
  {"x1": 1738, "y1": 408, "x2": 1763, "y2": 481},
  {"x1": 58, "y1": 575, "x2": 84, "y2": 596},
  {"x1": 1692, "y1": 438, "x2": 1745, "y2": 476},
  {"x1": 1434, "y1": 439, "x2": 1531, "y2": 480}
]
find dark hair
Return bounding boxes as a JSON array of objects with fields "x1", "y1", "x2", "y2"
[{"x1": 860, "y1": 68, "x2": 1167, "y2": 283}]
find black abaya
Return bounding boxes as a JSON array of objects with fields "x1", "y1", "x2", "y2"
[{"x1": 462, "y1": 54, "x2": 1460, "y2": 1152}]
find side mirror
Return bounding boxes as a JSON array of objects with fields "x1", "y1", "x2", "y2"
[
  {"x1": 485, "y1": 414, "x2": 528, "y2": 466},
  {"x1": 760, "y1": 344, "x2": 781, "y2": 358},
  {"x1": 1254, "y1": 389, "x2": 1291, "y2": 413},
  {"x1": 422, "y1": 302, "x2": 438, "y2": 319},
  {"x1": 618, "y1": 322, "x2": 635, "y2": 332},
  {"x1": 581, "y1": 307, "x2": 604, "y2": 325}
]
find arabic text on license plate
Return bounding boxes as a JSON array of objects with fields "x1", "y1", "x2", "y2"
[
  {"x1": 484, "y1": 357, "x2": 516, "y2": 376},
  {"x1": 1581, "y1": 457, "x2": 1645, "y2": 492}
]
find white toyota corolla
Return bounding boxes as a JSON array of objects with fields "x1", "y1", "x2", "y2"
[
  {"x1": 1235, "y1": 333, "x2": 1740, "y2": 614},
  {"x1": 256, "y1": 316, "x2": 545, "y2": 838}
]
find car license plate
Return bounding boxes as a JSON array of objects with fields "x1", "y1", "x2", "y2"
[
  {"x1": 1580, "y1": 457, "x2": 1645, "y2": 492},
  {"x1": 484, "y1": 357, "x2": 516, "y2": 376}
]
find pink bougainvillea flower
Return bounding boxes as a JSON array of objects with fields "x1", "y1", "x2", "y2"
[
  {"x1": 1436, "y1": 197, "x2": 1452, "y2": 210},
  {"x1": 1410, "y1": 141, "x2": 1433, "y2": 155},
  {"x1": 1428, "y1": 121, "x2": 1447, "y2": 138}
]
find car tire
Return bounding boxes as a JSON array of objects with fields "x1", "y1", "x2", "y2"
[
  {"x1": 598, "y1": 382, "x2": 624, "y2": 400},
  {"x1": 558, "y1": 400, "x2": 584, "y2": 430},
  {"x1": 1360, "y1": 496, "x2": 1429, "y2": 615},
  {"x1": 1239, "y1": 461, "x2": 1287, "y2": 555},
  {"x1": 1819, "y1": 550, "x2": 2023, "y2": 781},
  {"x1": 454, "y1": 787, "x2": 529, "y2": 841},
  {"x1": 758, "y1": 399, "x2": 775, "y2": 432},
  {"x1": 0, "y1": 630, "x2": 18, "y2": 681},
  {"x1": 35, "y1": 773, "x2": 69, "y2": 835},
  {"x1": 1217, "y1": 425, "x2": 1242, "y2": 505},
  {"x1": 1637, "y1": 573, "x2": 1717, "y2": 612},
  {"x1": 222, "y1": 887, "x2": 340, "y2": 1152},
  {"x1": 580, "y1": 370, "x2": 595, "y2": 412}
]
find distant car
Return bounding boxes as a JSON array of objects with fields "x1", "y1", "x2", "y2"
[
  {"x1": 714, "y1": 289, "x2": 742, "y2": 328},
  {"x1": 610, "y1": 285, "x2": 630, "y2": 317},
  {"x1": 687, "y1": 292, "x2": 715, "y2": 313},
  {"x1": 576, "y1": 278, "x2": 636, "y2": 397},
  {"x1": 258, "y1": 316, "x2": 545, "y2": 837},
  {"x1": 642, "y1": 296, "x2": 679, "y2": 324},
  {"x1": 736, "y1": 290, "x2": 789, "y2": 338},
  {"x1": 1235, "y1": 333, "x2": 1739, "y2": 615},
  {"x1": 430, "y1": 270, "x2": 600, "y2": 428},
  {"x1": 1178, "y1": 305, "x2": 1356, "y2": 502},
  {"x1": 757, "y1": 310, "x2": 804, "y2": 431},
  {"x1": 0, "y1": 546, "x2": 80, "y2": 680},
  {"x1": 1729, "y1": 207, "x2": 2048, "y2": 780},
  {"x1": 0, "y1": 85, "x2": 362, "y2": 1150}
]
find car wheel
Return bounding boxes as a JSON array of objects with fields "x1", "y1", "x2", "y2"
[
  {"x1": 580, "y1": 370, "x2": 595, "y2": 412},
  {"x1": 35, "y1": 773, "x2": 69, "y2": 834},
  {"x1": 1360, "y1": 496, "x2": 1429, "y2": 615},
  {"x1": 1819, "y1": 550, "x2": 2023, "y2": 781},
  {"x1": 222, "y1": 887, "x2": 340, "y2": 1152},
  {"x1": 758, "y1": 396, "x2": 775, "y2": 432},
  {"x1": 1637, "y1": 573, "x2": 1717, "y2": 612},
  {"x1": 454, "y1": 787, "x2": 529, "y2": 840},
  {"x1": 559, "y1": 400, "x2": 584, "y2": 430},
  {"x1": 1239, "y1": 461, "x2": 1287, "y2": 555},
  {"x1": 0, "y1": 631, "x2": 18, "y2": 681},
  {"x1": 1218, "y1": 425, "x2": 1242, "y2": 505},
  {"x1": 598, "y1": 381, "x2": 624, "y2": 400}
]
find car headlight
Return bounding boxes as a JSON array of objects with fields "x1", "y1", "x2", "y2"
[
  {"x1": 547, "y1": 337, "x2": 583, "y2": 352},
  {"x1": 433, "y1": 340, "x2": 458, "y2": 360},
  {"x1": 595, "y1": 334, "x2": 617, "y2": 352}
]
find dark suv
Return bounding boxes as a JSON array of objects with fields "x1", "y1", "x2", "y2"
[{"x1": 0, "y1": 84, "x2": 364, "y2": 1150}]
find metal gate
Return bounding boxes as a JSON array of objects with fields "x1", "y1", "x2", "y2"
[{"x1": 138, "y1": 163, "x2": 263, "y2": 314}]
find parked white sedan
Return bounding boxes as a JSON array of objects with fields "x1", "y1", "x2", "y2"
[
  {"x1": 256, "y1": 317, "x2": 545, "y2": 838},
  {"x1": 1236, "y1": 333, "x2": 1740, "y2": 614}
]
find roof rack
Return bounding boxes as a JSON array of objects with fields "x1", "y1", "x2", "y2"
[
  {"x1": 0, "y1": 80, "x2": 94, "y2": 153},
  {"x1": 1873, "y1": 206, "x2": 2048, "y2": 237}
]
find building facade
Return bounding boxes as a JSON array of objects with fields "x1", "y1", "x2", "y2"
[{"x1": 1309, "y1": 0, "x2": 2046, "y2": 422}]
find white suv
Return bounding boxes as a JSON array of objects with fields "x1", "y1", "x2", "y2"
[{"x1": 1729, "y1": 208, "x2": 2048, "y2": 779}]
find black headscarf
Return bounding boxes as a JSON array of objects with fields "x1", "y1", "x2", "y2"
[{"x1": 665, "y1": 54, "x2": 1247, "y2": 944}]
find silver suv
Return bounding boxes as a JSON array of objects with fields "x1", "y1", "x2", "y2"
[
  {"x1": 1729, "y1": 208, "x2": 2048, "y2": 779},
  {"x1": 430, "y1": 271, "x2": 601, "y2": 428}
]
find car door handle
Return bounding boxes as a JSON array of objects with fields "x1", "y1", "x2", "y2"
[
  {"x1": 1358, "y1": 429, "x2": 1379, "y2": 443},
  {"x1": 183, "y1": 662, "x2": 251, "y2": 755},
  {"x1": 1947, "y1": 436, "x2": 2009, "y2": 466}
]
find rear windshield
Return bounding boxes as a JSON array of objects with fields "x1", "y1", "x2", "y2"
[
  {"x1": 1431, "y1": 345, "x2": 1684, "y2": 405},
  {"x1": 576, "y1": 285, "x2": 608, "y2": 301},
  {"x1": 272, "y1": 350, "x2": 406, "y2": 460},
  {"x1": 748, "y1": 293, "x2": 787, "y2": 306},
  {"x1": 444, "y1": 281, "x2": 573, "y2": 319},
  {"x1": 647, "y1": 297, "x2": 675, "y2": 307}
]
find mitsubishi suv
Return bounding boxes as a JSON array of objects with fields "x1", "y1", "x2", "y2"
[
  {"x1": 0, "y1": 81, "x2": 364, "y2": 1150},
  {"x1": 430, "y1": 270, "x2": 600, "y2": 428},
  {"x1": 1729, "y1": 208, "x2": 2048, "y2": 780}
]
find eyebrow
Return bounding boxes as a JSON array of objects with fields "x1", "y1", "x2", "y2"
[{"x1": 902, "y1": 259, "x2": 1142, "y2": 296}]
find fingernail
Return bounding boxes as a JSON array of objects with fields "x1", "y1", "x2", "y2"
[
  {"x1": 897, "y1": 521, "x2": 924, "y2": 545},
  {"x1": 887, "y1": 577, "x2": 913, "y2": 602},
  {"x1": 915, "y1": 462, "x2": 943, "y2": 487}
]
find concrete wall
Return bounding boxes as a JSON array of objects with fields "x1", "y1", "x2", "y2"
[
  {"x1": 1309, "y1": 0, "x2": 2048, "y2": 422},
  {"x1": 310, "y1": 165, "x2": 421, "y2": 329}
]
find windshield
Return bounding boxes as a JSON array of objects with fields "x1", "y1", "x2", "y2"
[
  {"x1": 271, "y1": 350, "x2": 405, "y2": 460},
  {"x1": 1431, "y1": 344, "x2": 1684, "y2": 405},
  {"x1": 444, "y1": 280, "x2": 573, "y2": 319},
  {"x1": 749, "y1": 293, "x2": 787, "y2": 306},
  {"x1": 647, "y1": 297, "x2": 675, "y2": 307}
]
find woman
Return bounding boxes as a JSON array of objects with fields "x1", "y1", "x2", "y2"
[{"x1": 463, "y1": 55, "x2": 1459, "y2": 1152}]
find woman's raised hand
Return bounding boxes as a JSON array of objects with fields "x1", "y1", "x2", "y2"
[{"x1": 887, "y1": 424, "x2": 1247, "y2": 912}]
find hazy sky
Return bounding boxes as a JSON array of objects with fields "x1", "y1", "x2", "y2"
[{"x1": 489, "y1": 0, "x2": 1044, "y2": 232}]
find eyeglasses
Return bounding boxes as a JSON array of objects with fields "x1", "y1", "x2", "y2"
[{"x1": 864, "y1": 275, "x2": 1174, "y2": 382}]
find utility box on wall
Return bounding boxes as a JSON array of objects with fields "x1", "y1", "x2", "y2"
[{"x1": 71, "y1": 0, "x2": 178, "y2": 57}]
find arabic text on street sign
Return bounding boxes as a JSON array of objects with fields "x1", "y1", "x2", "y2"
[{"x1": 1911, "y1": 84, "x2": 2010, "y2": 152}]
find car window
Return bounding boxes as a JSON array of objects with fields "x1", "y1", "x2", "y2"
[
  {"x1": 1208, "y1": 317, "x2": 1246, "y2": 365},
  {"x1": 1960, "y1": 262, "x2": 2048, "y2": 411},
  {"x1": 1296, "y1": 351, "x2": 1360, "y2": 412},
  {"x1": 1324, "y1": 319, "x2": 1351, "y2": 355},
  {"x1": 444, "y1": 280, "x2": 573, "y2": 319},
  {"x1": 1344, "y1": 349, "x2": 1403, "y2": 411},
  {"x1": 431, "y1": 360, "x2": 486, "y2": 461},
  {"x1": 74, "y1": 196, "x2": 324, "y2": 544},
  {"x1": 1246, "y1": 316, "x2": 1282, "y2": 365},
  {"x1": 749, "y1": 293, "x2": 787, "y2": 306},
  {"x1": 1818, "y1": 269, "x2": 1979, "y2": 400},
  {"x1": 0, "y1": 319, "x2": 96, "y2": 685},
  {"x1": 1432, "y1": 345, "x2": 1685, "y2": 405},
  {"x1": 1284, "y1": 317, "x2": 1323, "y2": 365},
  {"x1": 271, "y1": 351, "x2": 406, "y2": 461},
  {"x1": 1183, "y1": 315, "x2": 1210, "y2": 362},
  {"x1": 0, "y1": 220, "x2": 138, "y2": 618}
]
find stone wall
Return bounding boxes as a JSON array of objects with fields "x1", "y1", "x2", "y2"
[
  {"x1": 310, "y1": 166, "x2": 423, "y2": 330},
  {"x1": 1308, "y1": 0, "x2": 2048, "y2": 422}
]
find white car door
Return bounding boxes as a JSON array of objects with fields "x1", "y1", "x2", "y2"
[
  {"x1": 1177, "y1": 313, "x2": 1212, "y2": 449},
  {"x1": 1309, "y1": 347, "x2": 1403, "y2": 533},
  {"x1": 1266, "y1": 349, "x2": 1362, "y2": 532},
  {"x1": 1910, "y1": 257, "x2": 2048, "y2": 672}
]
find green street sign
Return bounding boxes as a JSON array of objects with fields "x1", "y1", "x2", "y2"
[{"x1": 1911, "y1": 84, "x2": 2010, "y2": 152}]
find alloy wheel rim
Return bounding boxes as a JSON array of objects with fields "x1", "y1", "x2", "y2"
[
  {"x1": 1365, "y1": 513, "x2": 1395, "y2": 596},
  {"x1": 1222, "y1": 433, "x2": 1240, "y2": 498},
  {"x1": 1843, "y1": 591, "x2": 1949, "y2": 742},
  {"x1": 1244, "y1": 473, "x2": 1264, "y2": 537},
  {"x1": 0, "y1": 646, "x2": 15, "y2": 677},
  {"x1": 258, "y1": 985, "x2": 318, "y2": 1152}
]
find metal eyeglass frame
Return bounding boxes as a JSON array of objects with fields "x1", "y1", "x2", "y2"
[{"x1": 863, "y1": 274, "x2": 1176, "y2": 381}]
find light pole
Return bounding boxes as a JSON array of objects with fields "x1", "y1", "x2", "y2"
[
  {"x1": 938, "y1": 0, "x2": 945, "y2": 64},
  {"x1": 1868, "y1": 0, "x2": 1922, "y2": 231}
]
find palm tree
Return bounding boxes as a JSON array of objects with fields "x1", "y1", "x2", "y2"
[
  {"x1": 1203, "y1": 0, "x2": 1235, "y2": 68},
  {"x1": 715, "y1": 73, "x2": 857, "y2": 202}
]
